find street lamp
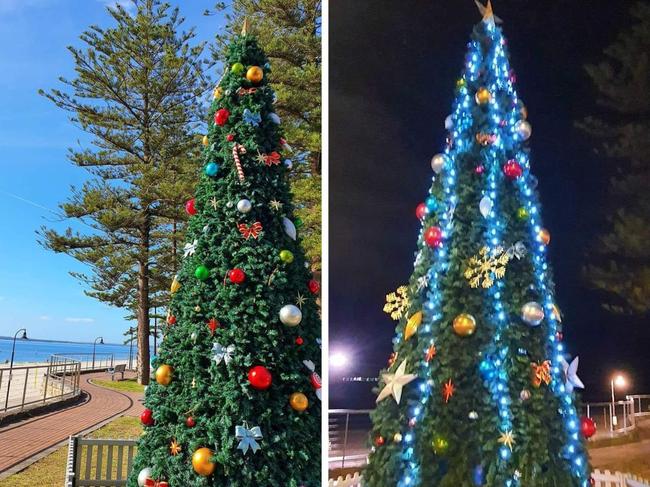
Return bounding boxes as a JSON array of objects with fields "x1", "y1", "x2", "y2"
[
  {"x1": 4, "y1": 328, "x2": 27, "y2": 411},
  {"x1": 92, "y1": 336, "x2": 104, "y2": 370},
  {"x1": 330, "y1": 351, "x2": 350, "y2": 370},
  {"x1": 610, "y1": 373, "x2": 627, "y2": 431}
]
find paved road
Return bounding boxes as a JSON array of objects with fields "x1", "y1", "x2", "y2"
[
  {"x1": 590, "y1": 418, "x2": 650, "y2": 479},
  {"x1": 0, "y1": 371, "x2": 144, "y2": 476}
]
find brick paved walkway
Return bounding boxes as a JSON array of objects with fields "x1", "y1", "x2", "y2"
[{"x1": 0, "y1": 371, "x2": 144, "y2": 475}]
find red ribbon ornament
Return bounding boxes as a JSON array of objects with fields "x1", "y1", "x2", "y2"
[
  {"x1": 238, "y1": 221, "x2": 263, "y2": 240},
  {"x1": 236, "y1": 87, "x2": 257, "y2": 96},
  {"x1": 263, "y1": 151, "x2": 281, "y2": 166}
]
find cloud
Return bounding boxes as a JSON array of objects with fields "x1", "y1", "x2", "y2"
[
  {"x1": 39, "y1": 315, "x2": 51, "y2": 321},
  {"x1": 99, "y1": 0, "x2": 135, "y2": 11},
  {"x1": 65, "y1": 317, "x2": 95, "y2": 323}
]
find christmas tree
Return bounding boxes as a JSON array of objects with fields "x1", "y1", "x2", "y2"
[
  {"x1": 365, "y1": 3, "x2": 593, "y2": 487},
  {"x1": 128, "y1": 22, "x2": 321, "y2": 487}
]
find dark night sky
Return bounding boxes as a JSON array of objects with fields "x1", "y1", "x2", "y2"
[{"x1": 329, "y1": 0, "x2": 650, "y2": 408}]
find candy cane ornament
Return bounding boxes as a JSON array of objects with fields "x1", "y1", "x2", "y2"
[{"x1": 232, "y1": 143, "x2": 246, "y2": 182}]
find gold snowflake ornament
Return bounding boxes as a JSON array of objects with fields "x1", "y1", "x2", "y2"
[
  {"x1": 464, "y1": 246, "x2": 510, "y2": 289},
  {"x1": 383, "y1": 285, "x2": 410, "y2": 320}
]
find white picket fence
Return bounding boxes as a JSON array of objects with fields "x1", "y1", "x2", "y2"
[{"x1": 327, "y1": 470, "x2": 650, "y2": 487}]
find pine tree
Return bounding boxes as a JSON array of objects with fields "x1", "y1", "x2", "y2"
[
  {"x1": 128, "y1": 23, "x2": 321, "y2": 487},
  {"x1": 578, "y1": 1, "x2": 650, "y2": 315},
  {"x1": 38, "y1": 0, "x2": 207, "y2": 384},
  {"x1": 365, "y1": 4, "x2": 592, "y2": 487}
]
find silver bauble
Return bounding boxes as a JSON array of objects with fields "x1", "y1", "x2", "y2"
[
  {"x1": 444, "y1": 115, "x2": 453, "y2": 130},
  {"x1": 284, "y1": 159, "x2": 293, "y2": 169},
  {"x1": 521, "y1": 301, "x2": 544, "y2": 326},
  {"x1": 237, "y1": 199, "x2": 252, "y2": 213},
  {"x1": 279, "y1": 304, "x2": 302, "y2": 327},
  {"x1": 515, "y1": 120, "x2": 532, "y2": 140},
  {"x1": 520, "y1": 389, "x2": 531, "y2": 401},
  {"x1": 137, "y1": 467, "x2": 153, "y2": 487},
  {"x1": 190, "y1": 332, "x2": 198, "y2": 342},
  {"x1": 430, "y1": 153, "x2": 448, "y2": 174},
  {"x1": 468, "y1": 411, "x2": 479, "y2": 420}
]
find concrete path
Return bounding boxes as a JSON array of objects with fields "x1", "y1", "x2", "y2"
[
  {"x1": 0, "y1": 371, "x2": 144, "y2": 476},
  {"x1": 589, "y1": 418, "x2": 650, "y2": 479}
]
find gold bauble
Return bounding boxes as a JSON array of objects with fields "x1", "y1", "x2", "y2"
[
  {"x1": 516, "y1": 207, "x2": 529, "y2": 220},
  {"x1": 246, "y1": 66, "x2": 264, "y2": 84},
  {"x1": 192, "y1": 447, "x2": 216, "y2": 476},
  {"x1": 213, "y1": 86, "x2": 223, "y2": 100},
  {"x1": 155, "y1": 364, "x2": 173, "y2": 386},
  {"x1": 432, "y1": 435, "x2": 449, "y2": 455},
  {"x1": 452, "y1": 313, "x2": 476, "y2": 337},
  {"x1": 539, "y1": 228, "x2": 551, "y2": 245},
  {"x1": 202, "y1": 135, "x2": 209, "y2": 146},
  {"x1": 456, "y1": 78, "x2": 466, "y2": 89},
  {"x1": 404, "y1": 311, "x2": 423, "y2": 340},
  {"x1": 289, "y1": 392, "x2": 309, "y2": 412},
  {"x1": 475, "y1": 87, "x2": 492, "y2": 105},
  {"x1": 393, "y1": 433, "x2": 403, "y2": 443}
]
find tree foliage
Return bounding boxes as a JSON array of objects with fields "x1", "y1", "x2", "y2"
[
  {"x1": 38, "y1": 0, "x2": 209, "y2": 383},
  {"x1": 578, "y1": 1, "x2": 650, "y2": 314},
  {"x1": 208, "y1": 0, "x2": 321, "y2": 269}
]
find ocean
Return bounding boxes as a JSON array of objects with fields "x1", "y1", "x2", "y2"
[{"x1": 0, "y1": 336, "x2": 137, "y2": 364}]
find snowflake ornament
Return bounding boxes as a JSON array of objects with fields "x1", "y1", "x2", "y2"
[
  {"x1": 383, "y1": 285, "x2": 410, "y2": 321},
  {"x1": 464, "y1": 246, "x2": 510, "y2": 289}
]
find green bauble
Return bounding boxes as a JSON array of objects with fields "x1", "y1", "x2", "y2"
[
  {"x1": 195, "y1": 265, "x2": 210, "y2": 281},
  {"x1": 294, "y1": 217, "x2": 303, "y2": 228},
  {"x1": 231, "y1": 62, "x2": 245, "y2": 74},
  {"x1": 280, "y1": 250, "x2": 295, "y2": 264}
]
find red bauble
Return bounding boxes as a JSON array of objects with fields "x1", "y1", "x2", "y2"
[
  {"x1": 167, "y1": 315, "x2": 176, "y2": 325},
  {"x1": 186, "y1": 416, "x2": 196, "y2": 428},
  {"x1": 556, "y1": 331, "x2": 564, "y2": 341},
  {"x1": 248, "y1": 365, "x2": 272, "y2": 390},
  {"x1": 308, "y1": 279, "x2": 320, "y2": 294},
  {"x1": 374, "y1": 435, "x2": 385, "y2": 447},
  {"x1": 310, "y1": 371, "x2": 322, "y2": 390},
  {"x1": 424, "y1": 226, "x2": 443, "y2": 248},
  {"x1": 503, "y1": 160, "x2": 523, "y2": 180},
  {"x1": 581, "y1": 416, "x2": 597, "y2": 439},
  {"x1": 474, "y1": 164, "x2": 485, "y2": 174},
  {"x1": 295, "y1": 337, "x2": 304, "y2": 345},
  {"x1": 226, "y1": 134, "x2": 235, "y2": 142},
  {"x1": 415, "y1": 202, "x2": 428, "y2": 220},
  {"x1": 228, "y1": 268, "x2": 246, "y2": 284},
  {"x1": 185, "y1": 198, "x2": 197, "y2": 216},
  {"x1": 214, "y1": 108, "x2": 230, "y2": 126},
  {"x1": 140, "y1": 408, "x2": 154, "y2": 427}
]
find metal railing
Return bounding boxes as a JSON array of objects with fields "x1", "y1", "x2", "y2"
[
  {"x1": 65, "y1": 436, "x2": 138, "y2": 487},
  {"x1": 0, "y1": 357, "x2": 81, "y2": 417},
  {"x1": 51, "y1": 353, "x2": 116, "y2": 372},
  {"x1": 582, "y1": 394, "x2": 650, "y2": 439},
  {"x1": 328, "y1": 396, "x2": 650, "y2": 467},
  {"x1": 329, "y1": 409, "x2": 372, "y2": 469}
]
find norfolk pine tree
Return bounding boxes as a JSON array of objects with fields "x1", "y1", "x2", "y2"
[
  {"x1": 39, "y1": 0, "x2": 208, "y2": 384},
  {"x1": 578, "y1": 1, "x2": 650, "y2": 315}
]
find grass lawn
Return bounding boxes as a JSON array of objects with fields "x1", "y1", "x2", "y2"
[
  {"x1": 0, "y1": 416, "x2": 142, "y2": 487},
  {"x1": 91, "y1": 378, "x2": 145, "y2": 394}
]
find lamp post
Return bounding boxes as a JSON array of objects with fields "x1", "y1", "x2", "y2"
[
  {"x1": 92, "y1": 336, "x2": 104, "y2": 371},
  {"x1": 610, "y1": 373, "x2": 626, "y2": 432},
  {"x1": 4, "y1": 328, "x2": 27, "y2": 410}
]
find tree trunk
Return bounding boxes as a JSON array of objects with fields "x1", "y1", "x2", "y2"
[{"x1": 137, "y1": 216, "x2": 151, "y2": 385}]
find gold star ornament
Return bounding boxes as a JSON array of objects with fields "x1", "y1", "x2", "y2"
[
  {"x1": 296, "y1": 292, "x2": 307, "y2": 308},
  {"x1": 376, "y1": 359, "x2": 416, "y2": 405},
  {"x1": 269, "y1": 199, "x2": 283, "y2": 211},
  {"x1": 170, "y1": 439, "x2": 182, "y2": 456},
  {"x1": 498, "y1": 430, "x2": 515, "y2": 451}
]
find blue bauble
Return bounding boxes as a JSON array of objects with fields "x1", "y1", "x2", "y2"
[
  {"x1": 205, "y1": 162, "x2": 219, "y2": 177},
  {"x1": 473, "y1": 465, "x2": 484, "y2": 485},
  {"x1": 426, "y1": 196, "x2": 438, "y2": 212}
]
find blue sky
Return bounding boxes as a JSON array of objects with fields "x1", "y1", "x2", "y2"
[{"x1": 0, "y1": 0, "x2": 225, "y2": 343}]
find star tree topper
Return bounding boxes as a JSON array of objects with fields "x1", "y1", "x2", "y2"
[
  {"x1": 475, "y1": 0, "x2": 502, "y2": 28},
  {"x1": 376, "y1": 359, "x2": 416, "y2": 404}
]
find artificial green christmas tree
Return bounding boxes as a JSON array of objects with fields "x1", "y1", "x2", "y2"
[
  {"x1": 128, "y1": 23, "x2": 321, "y2": 487},
  {"x1": 365, "y1": 3, "x2": 593, "y2": 487}
]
